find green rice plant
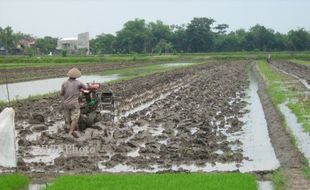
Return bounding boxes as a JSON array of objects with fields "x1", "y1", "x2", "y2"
[
  {"x1": 0, "y1": 174, "x2": 29, "y2": 190},
  {"x1": 44, "y1": 173, "x2": 257, "y2": 190}
]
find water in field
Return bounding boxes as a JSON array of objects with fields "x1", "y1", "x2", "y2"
[
  {"x1": 279, "y1": 102, "x2": 310, "y2": 162},
  {"x1": 98, "y1": 69, "x2": 280, "y2": 173},
  {"x1": 257, "y1": 181, "x2": 273, "y2": 190},
  {"x1": 28, "y1": 184, "x2": 48, "y2": 190},
  {"x1": 163, "y1": 63, "x2": 194, "y2": 67},
  {"x1": 0, "y1": 74, "x2": 119, "y2": 102}
]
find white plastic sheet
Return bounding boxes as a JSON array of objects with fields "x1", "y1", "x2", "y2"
[{"x1": 0, "y1": 108, "x2": 17, "y2": 168}]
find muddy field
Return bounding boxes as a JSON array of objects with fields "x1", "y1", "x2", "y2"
[
  {"x1": 271, "y1": 61, "x2": 310, "y2": 85},
  {"x1": 0, "y1": 62, "x2": 147, "y2": 84},
  {"x1": 7, "y1": 61, "x2": 258, "y2": 174}
]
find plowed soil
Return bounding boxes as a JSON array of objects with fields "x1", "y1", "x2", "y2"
[{"x1": 12, "y1": 61, "x2": 251, "y2": 173}]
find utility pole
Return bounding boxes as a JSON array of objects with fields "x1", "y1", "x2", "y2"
[{"x1": 4, "y1": 65, "x2": 11, "y2": 106}]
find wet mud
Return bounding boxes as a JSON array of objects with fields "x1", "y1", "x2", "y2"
[
  {"x1": 271, "y1": 61, "x2": 310, "y2": 86},
  {"x1": 0, "y1": 62, "x2": 146, "y2": 84},
  {"x1": 11, "y1": 61, "x2": 257, "y2": 174},
  {"x1": 254, "y1": 64, "x2": 310, "y2": 190}
]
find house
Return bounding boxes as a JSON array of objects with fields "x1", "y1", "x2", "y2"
[{"x1": 57, "y1": 32, "x2": 89, "y2": 54}]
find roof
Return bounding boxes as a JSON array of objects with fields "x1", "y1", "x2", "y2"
[{"x1": 60, "y1": 37, "x2": 78, "y2": 41}]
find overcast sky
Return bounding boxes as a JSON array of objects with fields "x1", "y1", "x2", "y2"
[{"x1": 0, "y1": 0, "x2": 309, "y2": 38}]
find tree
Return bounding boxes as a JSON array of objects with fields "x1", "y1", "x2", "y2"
[
  {"x1": 154, "y1": 39, "x2": 174, "y2": 54},
  {"x1": 287, "y1": 28, "x2": 310, "y2": 51},
  {"x1": 214, "y1": 24, "x2": 229, "y2": 35},
  {"x1": 147, "y1": 21, "x2": 171, "y2": 53},
  {"x1": 243, "y1": 25, "x2": 276, "y2": 51},
  {"x1": 35, "y1": 36, "x2": 57, "y2": 54},
  {"x1": 114, "y1": 19, "x2": 148, "y2": 53},
  {"x1": 91, "y1": 33, "x2": 115, "y2": 54},
  {"x1": 0, "y1": 26, "x2": 16, "y2": 53},
  {"x1": 186, "y1": 17, "x2": 215, "y2": 52},
  {"x1": 170, "y1": 24, "x2": 187, "y2": 52},
  {"x1": 214, "y1": 32, "x2": 240, "y2": 51}
]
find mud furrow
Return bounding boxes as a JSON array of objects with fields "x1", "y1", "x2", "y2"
[
  {"x1": 254, "y1": 64, "x2": 310, "y2": 190},
  {"x1": 271, "y1": 61, "x2": 310, "y2": 88},
  {"x1": 15, "y1": 61, "x2": 252, "y2": 173}
]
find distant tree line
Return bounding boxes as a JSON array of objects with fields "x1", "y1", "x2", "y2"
[
  {"x1": 90, "y1": 18, "x2": 310, "y2": 54},
  {"x1": 0, "y1": 26, "x2": 57, "y2": 55},
  {"x1": 1, "y1": 17, "x2": 310, "y2": 55}
]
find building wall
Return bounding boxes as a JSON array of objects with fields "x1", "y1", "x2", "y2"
[
  {"x1": 57, "y1": 32, "x2": 89, "y2": 54},
  {"x1": 77, "y1": 32, "x2": 89, "y2": 50}
]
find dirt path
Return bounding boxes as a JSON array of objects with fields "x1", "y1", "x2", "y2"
[{"x1": 254, "y1": 64, "x2": 310, "y2": 190}]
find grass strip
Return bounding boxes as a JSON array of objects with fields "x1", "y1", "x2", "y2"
[
  {"x1": 1, "y1": 51, "x2": 310, "y2": 67},
  {"x1": 100, "y1": 62, "x2": 200, "y2": 81},
  {"x1": 272, "y1": 169, "x2": 286, "y2": 190},
  {"x1": 256, "y1": 60, "x2": 310, "y2": 134},
  {"x1": 0, "y1": 174, "x2": 29, "y2": 190},
  {"x1": 290, "y1": 59, "x2": 310, "y2": 65},
  {"x1": 257, "y1": 60, "x2": 310, "y2": 182},
  {"x1": 44, "y1": 173, "x2": 257, "y2": 190}
]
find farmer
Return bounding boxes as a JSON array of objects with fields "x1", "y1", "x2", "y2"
[
  {"x1": 60, "y1": 68, "x2": 87, "y2": 136},
  {"x1": 267, "y1": 54, "x2": 272, "y2": 63}
]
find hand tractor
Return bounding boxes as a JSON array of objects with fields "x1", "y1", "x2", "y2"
[{"x1": 78, "y1": 82, "x2": 115, "y2": 130}]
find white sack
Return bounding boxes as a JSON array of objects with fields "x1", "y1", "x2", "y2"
[{"x1": 0, "y1": 108, "x2": 16, "y2": 168}]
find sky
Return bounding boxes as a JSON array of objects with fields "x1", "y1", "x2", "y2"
[{"x1": 0, "y1": 0, "x2": 309, "y2": 38}]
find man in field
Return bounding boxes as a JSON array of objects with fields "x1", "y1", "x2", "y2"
[
  {"x1": 60, "y1": 68, "x2": 87, "y2": 136},
  {"x1": 267, "y1": 54, "x2": 272, "y2": 63}
]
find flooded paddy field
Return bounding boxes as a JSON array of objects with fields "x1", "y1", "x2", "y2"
[
  {"x1": 1, "y1": 59, "x2": 310, "y2": 189},
  {"x1": 0, "y1": 61, "x2": 279, "y2": 175},
  {"x1": 271, "y1": 61, "x2": 310, "y2": 89}
]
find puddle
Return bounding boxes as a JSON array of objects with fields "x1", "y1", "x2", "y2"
[
  {"x1": 131, "y1": 124, "x2": 148, "y2": 134},
  {"x1": 158, "y1": 139, "x2": 168, "y2": 145},
  {"x1": 26, "y1": 132, "x2": 41, "y2": 141},
  {"x1": 28, "y1": 184, "x2": 47, "y2": 190},
  {"x1": 149, "y1": 126, "x2": 165, "y2": 136},
  {"x1": 23, "y1": 146, "x2": 61, "y2": 165},
  {"x1": 98, "y1": 69, "x2": 280, "y2": 173},
  {"x1": 24, "y1": 121, "x2": 63, "y2": 141},
  {"x1": 190, "y1": 127, "x2": 198, "y2": 135},
  {"x1": 0, "y1": 74, "x2": 119, "y2": 101},
  {"x1": 279, "y1": 103, "x2": 310, "y2": 162},
  {"x1": 257, "y1": 181, "x2": 273, "y2": 190},
  {"x1": 127, "y1": 148, "x2": 140, "y2": 157},
  {"x1": 164, "y1": 63, "x2": 194, "y2": 67},
  {"x1": 271, "y1": 65, "x2": 310, "y2": 89},
  {"x1": 98, "y1": 163, "x2": 161, "y2": 173},
  {"x1": 236, "y1": 71, "x2": 280, "y2": 172}
]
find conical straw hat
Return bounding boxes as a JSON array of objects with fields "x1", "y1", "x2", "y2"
[{"x1": 67, "y1": 68, "x2": 82, "y2": 78}]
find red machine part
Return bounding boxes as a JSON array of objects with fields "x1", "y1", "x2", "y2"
[
  {"x1": 88, "y1": 82, "x2": 100, "y2": 90},
  {"x1": 80, "y1": 82, "x2": 100, "y2": 93}
]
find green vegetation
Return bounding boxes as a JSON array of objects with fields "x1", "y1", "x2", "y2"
[
  {"x1": 101, "y1": 62, "x2": 199, "y2": 81},
  {"x1": 288, "y1": 102, "x2": 310, "y2": 132},
  {"x1": 1, "y1": 52, "x2": 310, "y2": 69},
  {"x1": 0, "y1": 54, "x2": 179, "y2": 66},
  {"x1": 2, "y1": 17, "x2": 310, "y2": 56},
  {"x1": 303, "y1": 159, "x2": 310, "y2": 181},
  {"x1": 0, "y1": 174, "x2": 29, "y2": 190},
  {"x1": 272, "y1": 169, "x2": 286, "y2": 190},
  {"x1": 44, "y1": 173, "x2": 257, "y2": 190},
  {"x1": 290, "y1": 59, "x2": 310, "y2": 65},
  {"x1": 258, "y1": 60, "x2": 310, "y2": 182},
  {"x1": 257, "y1": 60, "x2": 310, "y2": 133}
]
